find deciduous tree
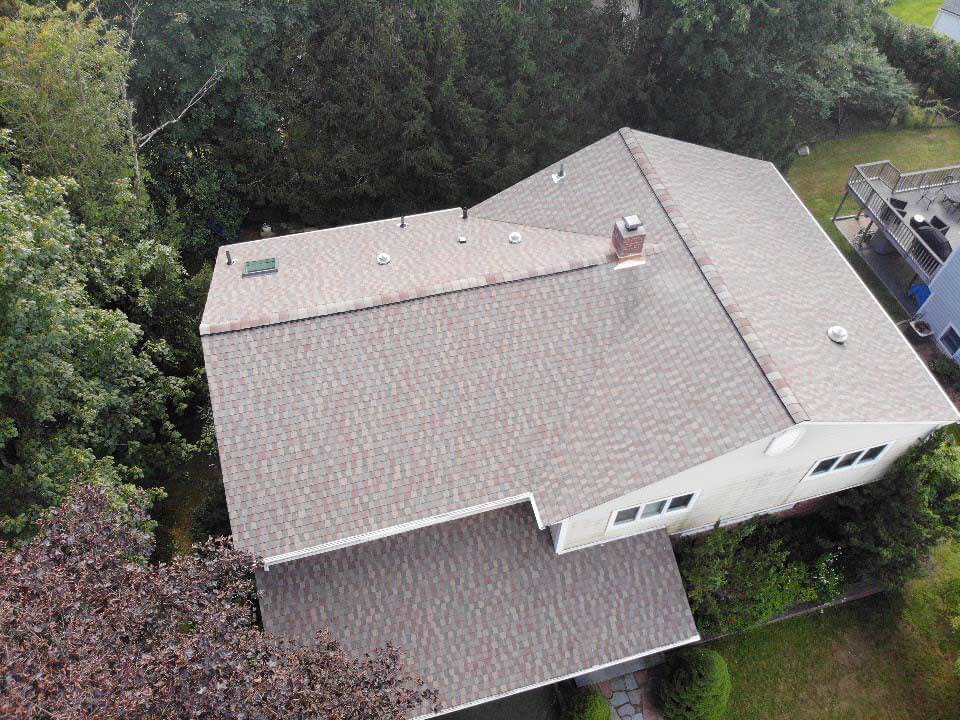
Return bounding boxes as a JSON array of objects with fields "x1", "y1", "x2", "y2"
[{"x1": 0, "y1": 483, "x2": 438, "y2": 719}]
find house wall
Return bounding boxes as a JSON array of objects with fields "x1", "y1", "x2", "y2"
[
  {"x1": 921, "y1": 245, "x2": 960, "y2": 359},
  {"x1": 934, "y1": 10, "x2": 960, "y2": 41},
  {"x1": 553, "y1": 421, "x2": 943, "y2": 553}
]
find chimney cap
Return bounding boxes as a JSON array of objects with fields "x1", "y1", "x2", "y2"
[{"x1": 623, "y1": 214, "x2": 642, "y2": 232}]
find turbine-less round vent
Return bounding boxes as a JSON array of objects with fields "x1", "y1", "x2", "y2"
[
  {"x1": 457, "y1": 235, "x2": 467, "y2": 244},
  {"x1": 508, "y1": 231, "x2": 522, "y2": 245},
  {"x1": 377, "y1": 253, "x2": 391, "y2": 265},
  {"x1": 827, "y1": 325, "x2": 849, "y2": 344}
]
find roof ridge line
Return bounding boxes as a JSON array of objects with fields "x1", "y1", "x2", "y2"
[
  {"x1": 468, "y1": 210, "x2": 609, "y2": 241},
  {"x1": 617, "y1": 128, "x2": 809, "y2": 424},
  {"x1": 199, "y1": 251, "x2": 613, "y2": 335}
]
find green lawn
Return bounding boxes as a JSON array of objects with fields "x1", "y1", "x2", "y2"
[
  {"x1": 887, "y1": 0, "x2": 942, "y2": 26},
  {"x1": 709, "y1": 544, "x2": 960, "y2": 720},
  {"x1": 787, "y1": 126, "x2": 960, "y2": 320}
]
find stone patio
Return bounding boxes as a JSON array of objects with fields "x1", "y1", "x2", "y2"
[{"x1": 594, "y1": 669, "x2": 662, "y2": 720}]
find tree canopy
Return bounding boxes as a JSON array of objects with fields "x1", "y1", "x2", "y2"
[{"x1": 0, "y1": 483, "x2": 438, "y2": 719}]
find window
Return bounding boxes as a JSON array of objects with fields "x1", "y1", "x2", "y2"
[
  {"x1": 807, "y1": 443, "x2": 890, "y2": 477},
  {"x1": 942, "y1": 327, "x2": 960, "y2": 356},
  {"x1": 610, "y1": 492, "x2": 698, "y2": 530},
  {"x1": 859, "y1": 444, "x2": 887, "y2": 464},
  {"x1": 641, "y1": 499, "x2": 667, "y2": 518},
  {"x1": 811, "y1": 457, "x2": 838, "y2": 475},
  {"x1": 613, "y1": 507, "x2": 638, "y2": 525}
]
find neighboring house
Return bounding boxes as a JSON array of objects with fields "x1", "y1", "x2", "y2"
[
  {"x1": 934, "y1": 0, "x2": 960, "y2": 41},
  {"x1": 201, "y1": 129, "x2": 957, "y2": 717},
  {"x1": 840, "y1": 160, "x2": 960, "y2": 361}
]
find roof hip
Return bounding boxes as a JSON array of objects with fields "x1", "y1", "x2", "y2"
[{"x1": 617, "y1": 129, "x2": 810, "y2": 424}]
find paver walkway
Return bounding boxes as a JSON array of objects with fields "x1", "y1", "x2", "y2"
[{"x1": 594, "y1": 669, "x2": 661, "y2": 720}]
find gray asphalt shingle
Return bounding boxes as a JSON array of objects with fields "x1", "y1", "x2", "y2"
[{"x1": 256, "y1": 505, "x2": 698, "y2": 714}]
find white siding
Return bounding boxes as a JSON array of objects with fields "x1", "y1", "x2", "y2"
[
  {"x1": 921, "y1": 244, "x2": 960, "y2": 358},
  {"x1": 555, "y1": 421, "x2": 942, "y2": 553},
  {"x1": 934, "y1": 11, "x2": 960, "y2": 41}
]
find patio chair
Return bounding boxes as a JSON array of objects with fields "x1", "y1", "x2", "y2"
[
  {"x1": 890, "y1": 197, "x2": 908, "y2": 211},
  {"x1": 931, "y1": 215, "x2": 949, "y2": 235}
]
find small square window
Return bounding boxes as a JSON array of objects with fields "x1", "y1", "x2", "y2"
[
  {"x1": 668, "y1": 493, "x2": 694, "y2": 511},
  {"x1": 834, "y1": 451, "x2": 863, "y2": 470},
  {"x1": 614, "y1": 507, "x2": 639, "y2": 525},
  {"x1": 858, "y1": 445, "x2": 887, "y2": 463},
  {"x1": 811, "y1": 457, "x2": 838, "y2": 475},
  {"x1": 942, "y1": 327, "x2": 960, "y2": 356},
  {"x1": 641, "y1": 499, "x2": 668, "y2": 518}
]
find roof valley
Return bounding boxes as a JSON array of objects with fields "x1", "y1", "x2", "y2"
[{"x1": 617, "y1": 129, "x2": 810, "y2": 424}]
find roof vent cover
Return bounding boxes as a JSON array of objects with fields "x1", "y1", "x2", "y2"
[
  {"x1": 623, "y1": 214, "x2": 642, "y2": 232},
  {"x1": 827, "y1": 325, "x2": 849, "y2": 344},
  {"x1": 243, "y1": 258, "x2": 278, "y2": 276},
  {"x1": 377, "y1": 253, "x2": 391, "y2": 265},
  {"x1": 509, "y1": 231, "x2": 522, "y2": 245}
]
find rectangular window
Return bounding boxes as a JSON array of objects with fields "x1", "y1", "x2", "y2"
[
  {"x1": 858, "y1": 444, "x2": 888, "y2": 464},
  {"x1": 834, "y1": 451, "x2": 863, "y2": 470},
  {"x1": 641, "y1": 499, "x2": 668, "y2": 518},
  {"x1": 941, "y1": 326, "x2": 960, "y2": 356},
  {"x1": 811, "y1": 457, "x2": 838, "y2": 475},
  {"x1": 610, "y1": 492, "x2": 698, "y2": 530},
  {"x1": 808, "y1": 443, "x2": 890, "y2": 478},
  {"x1": 614, "y1": 507, "x2": 639, "y2": 525},
  {"x1": 243, "y1": 257, "x2": 278, "y2": 276}
]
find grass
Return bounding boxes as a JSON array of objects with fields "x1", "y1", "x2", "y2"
[
  {"x1": 709, "y1": 544, "x2": 960, "y2": 720},
  {"x1": 886, "y1": 0, "x2": 942, "y2": 26},
  {"x1": 787, "y1": 126, "x2": 960, "y2": 321}
]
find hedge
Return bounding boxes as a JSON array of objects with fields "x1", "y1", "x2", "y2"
[{"x1": 873, "y1": 13, "x2": 960, "y2": 100}]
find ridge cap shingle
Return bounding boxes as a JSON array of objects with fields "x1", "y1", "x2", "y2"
[{"x1": 617, "y1": 128, "x2": 809, "y2": 424}]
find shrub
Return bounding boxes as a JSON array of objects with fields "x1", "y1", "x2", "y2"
[
  {"x1": 657, "y1": 649, "x2": 732, "y2": 720},
  {"x1": 873, "y1": 13, "x2": 960, "y2": 99},
  {"x1": 821, "y1": 431, "x2": 960, "y2": 586},
  {"x1": 675, "y1": 522, "x2": 825, "y2": 637},
  {"x1": 566, "y1": 688, "x2": 611, "y2": 720}
]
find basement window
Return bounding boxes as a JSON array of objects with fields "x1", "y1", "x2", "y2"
[
  {"x1": 243, "y1": 257, "x2": 278, "y2": 276},
  {"x1": 610, "y1": 492, "x2": 698, "y2": 530}
]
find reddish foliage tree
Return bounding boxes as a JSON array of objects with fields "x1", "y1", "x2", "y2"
[{"x1": 0, "y1": 484, "x2": 438, "y2": 719}]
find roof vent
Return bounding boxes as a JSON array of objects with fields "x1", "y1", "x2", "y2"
[
  {"x1": 612, "y1": 216, "x2": 646, "y2": 259},
  {"x1": 509, "y1": 231, "x2": 522, "y2": 245},
  {"x1": 551, "y1": 162, "x2": 565, "y2": 184},
  {"x1": 377, "y1": 253, "x2": 391, "y2": 265},
  {"x1": 827, "y1": 325, "x2": 848, "y2": 344},
  {"x1": 243, "y1": 257, "x2": 278, "y2": 276},
  {"x1": 457, "y1": 235, "x2": 467, "y2": 244}
]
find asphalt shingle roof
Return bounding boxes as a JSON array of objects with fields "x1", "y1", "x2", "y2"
[
  {"x1": 203, "y1": 128, "x2": 955, "y2": 561},
  {"x1": 203, "y1": 130, "x2": 793, "y2": 560},
  {"x1": 633, "y1": 130, "x2": 957, "y2": 423},
  {"x1": 256, "y1": 505, "x2": 698, "y2": 714}
]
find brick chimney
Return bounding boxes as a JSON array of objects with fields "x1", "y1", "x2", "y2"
[{"x1": 613, "y1": 215, "x2": 646, "y2": 260}]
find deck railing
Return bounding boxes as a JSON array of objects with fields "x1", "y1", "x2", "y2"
[
  {"x1": 847, "y1": 165, "x2": 945, "y2": 282},
  {"x1": 860, "y1": 159, "x2": 960, "y2": 194}
]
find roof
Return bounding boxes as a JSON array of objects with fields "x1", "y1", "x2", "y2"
[
  {"x1": 202, "y1": 130, "x2": 795, "y2": 561},
  {"x1": 200, "y1": 210, "x2": 611, "y2": 335},
  {"x1": 256, "y1": 505, "x2": 698, "y2": 715},
  {"x1": 632, "y1": 130, "x2": 956, "y2": 423},
  {"x1": 202, "y1": 127, "x2": 955, "y2": 562},
  {"x1": 942, "y1": 0, "x2": 960, "y2": 17}
]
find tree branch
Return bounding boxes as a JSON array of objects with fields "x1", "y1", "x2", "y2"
[{"x1": 136, "y1": 67, "x2": 224, "y2": 149}]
